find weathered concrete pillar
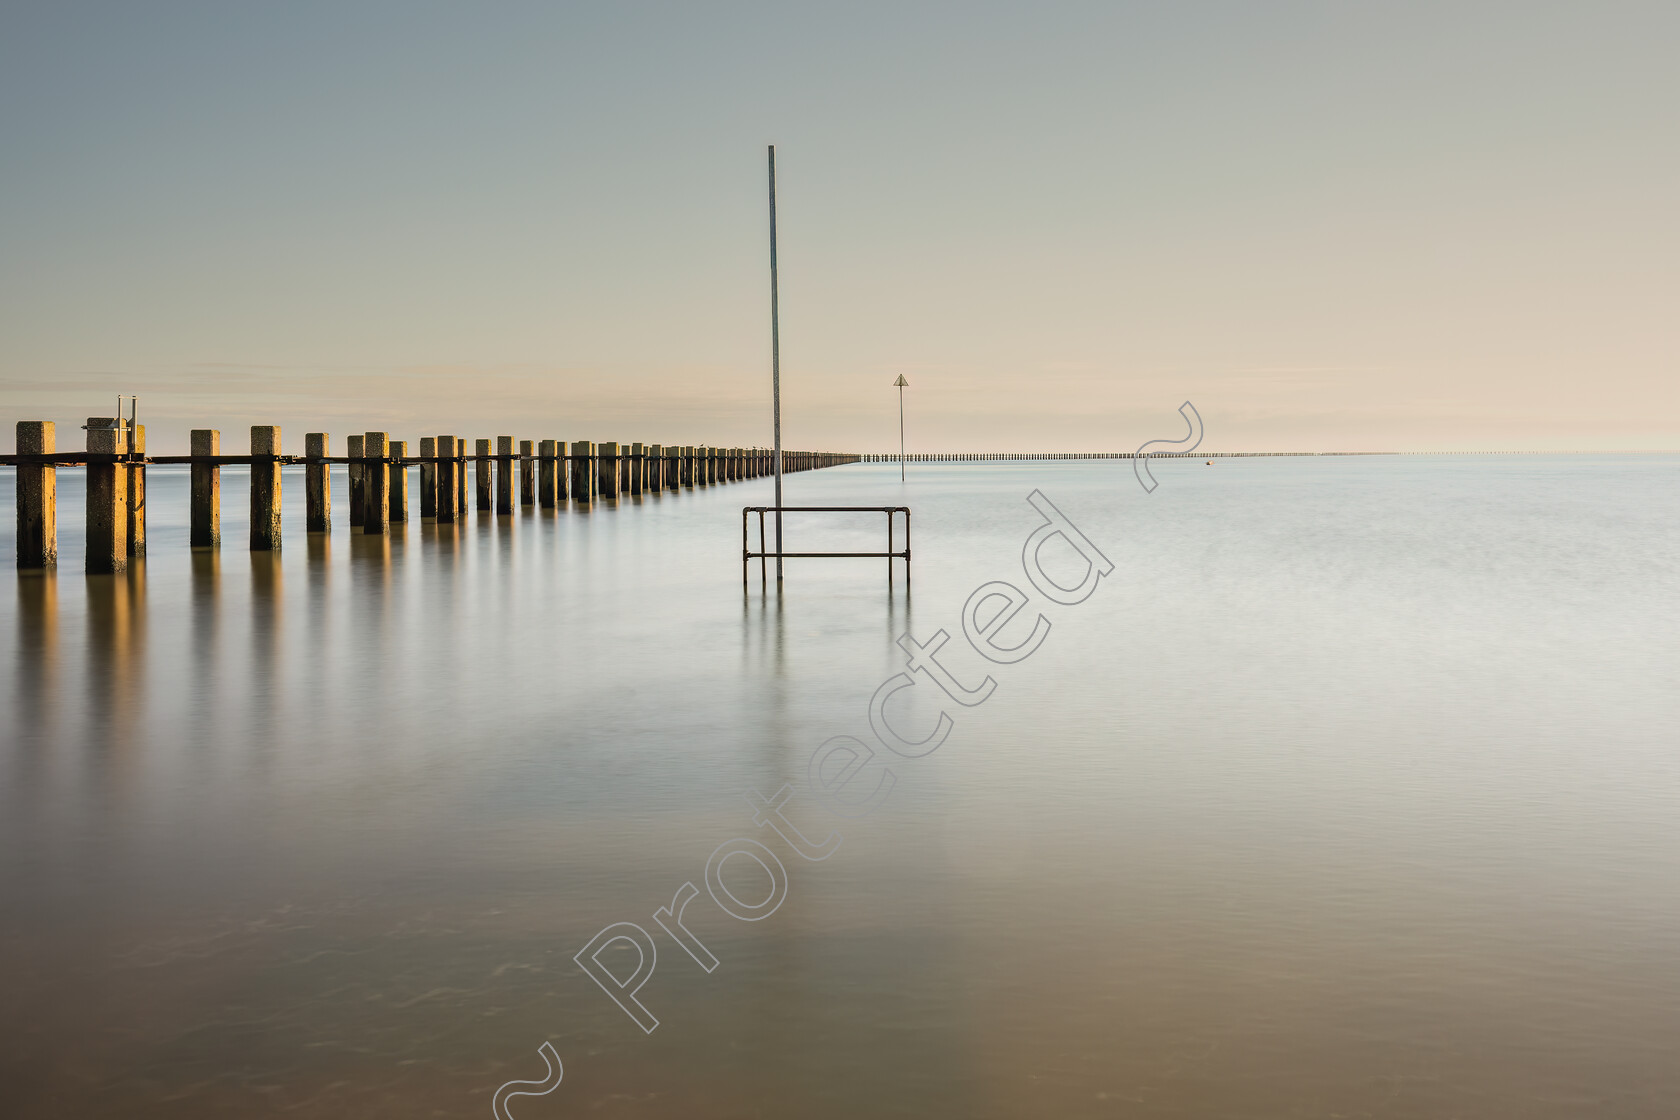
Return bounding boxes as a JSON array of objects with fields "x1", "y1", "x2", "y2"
[
  {"x1": 16, "y1": 421, "x2": 56, "y2": 570},
  {"x1": 663, "y1": 445, "x2": 678, "y2": 490},
  {"x1": 389, "y1": 440, "x2": 408, "y2": 522},
  {"x1": 631, "y1": 442, "x2": 646, "y2": 495},
  {"x1": 555, "y1": 436, "x2": 571, "y2": 500},
  {"x1": 647, "y1": 444, "x2": 663, "y2": 492},
  {"x1": 86, "y1": 418, "x2": 129, "y2": 573},
  {"x1": 304, "y1": 432, "x2": 330, "y2": 534},
  {"x1": 597, "y1": 441, "x2": 619, "y2": 499},
  {"x1": 538, "y1": 440, "x2": 558, "y2": 508},
  {"x1": 347, "y1": 434, "x2": 366, "y2": 527},
  {"x1": 419, "y1": 436, "x2": 437, "y2": 519},
  {"x1": 519, "y1": 439, "x2": 535, "y2": 506},
  {"x1": 127, "y1": 423, "x2": 146, "y2": 558},
  {"x1": 476, "y1": 439, "x2": 493, "y2": 511},
  {"x1": 570, "y1": 441, "x2": 595, "y2": 503},
  {"x1": 436, "y1": 436, "x2": 458, "y2": 523},
  {"x1": 250, "y1": 425, "x2": 282, "y2": 552},
  {"x1": 495, "y1": 435, "x2": 515, "y2": 514},
  {"x1": 193, "y1": 429, "x2": 223, "y2": 547},
  {"x1": 456, "y1": 437, "x2": 469, "y2": 518},
  {"x1": 362, "y1": 432, "x2": 389, "y2": 534},
  {"x1": 618, "y1": 443, "x2": 631, "y2": 495}
]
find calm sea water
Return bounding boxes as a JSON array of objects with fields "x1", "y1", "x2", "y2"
[{"x1": 2, "y1": 455, "x2": 1677, "y2": 1118}]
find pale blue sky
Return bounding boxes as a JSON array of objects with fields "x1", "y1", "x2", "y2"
[{"x1": 2, "y1": 2, "x2": 1675, "y2": 452}]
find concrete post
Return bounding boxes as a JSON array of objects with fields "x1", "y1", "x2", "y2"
[
  {"x1": 538, "y1": 440, "x2": 558, "y2": 508},
  {"x1": 15, "y1": 421, "x2": 56, "y2": 570},
  {"x1": 436, "y1": 436, "x2": 458, "y2": 523},
  {"x1": 364, "y1": 432, "x2": 389, "y2": 534},
  {"x1": 456, "y1": 436, "x2": 470, "y2": 518},
  {"x1": 495, "y1": 435, "x2": 514, "y2": 514},
  {"x1": 570, "y1": 442, "x2": 595, "y2": 503},
  {"x1": 476, "y1": 439, "x2": 493, "y2": 511},
  {"x1": 250, "y1": 425, "x2": 282, "y2": 552},
  {"x1": 389, "y1": 440, "x2": 408, "y2": 522},
  {"x1": 419, "y1": 436, "x2": 437, "y2": 519},
  {"x1": 304, "y1": 432, "x2": 330, "y2": 534},
  {"x1": 347, "y1": 434, "x2": 366, "y2": 527},
  {"x1": 597, "y1": 441, "x2": 619, "y2": 500},
  {"x1": 555, "y1": 437, "x2": 570, "y2": 501},
  {"x1": 631, "y1": 442, "x2": 645, "y2": 495},
  {"x1": 519, "y1": 439, "x2": 535, "y2": 506},
  {"x1": 647, "y1": 444, "x2": 663, "y2": 492},
  {"x1": 127, "y1": 423, "x2": 146, "y2": 558},
  {"x1": 193, "y1": 429, "x2": 223, "y2": 547},
  {"x1": 86, "y1": 418, "x2": 128, "y2": 573}
]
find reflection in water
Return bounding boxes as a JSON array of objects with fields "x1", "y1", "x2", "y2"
[
  {"x1": 15, "y1": 573, "x2": 58, "y2": 743},
  {"x1": 85, "y1": 568, "x2": 141, "y2": 753},
  {"x1": 0, "y1": 458, "x2": 1677, "y2": 1118},
  {"x1": 249, "y1": 551, "x2": 282, "y2": 748}
]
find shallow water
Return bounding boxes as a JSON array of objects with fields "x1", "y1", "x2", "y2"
[{"x1": 2, "y1": 455, "x2": 1677, "y2": 1118}]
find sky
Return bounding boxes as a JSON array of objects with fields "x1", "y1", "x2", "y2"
[{"x1": 1, "y1": 1, "x2": 1675, "y2": 454}]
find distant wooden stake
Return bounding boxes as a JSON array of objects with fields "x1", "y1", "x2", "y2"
[{"x1": 520, "y1": 439, "x2": 535, "y2": 506}]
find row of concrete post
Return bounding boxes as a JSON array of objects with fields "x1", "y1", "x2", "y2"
[{"x1": 11, "y1": 420, "x2": 859, "y2": 572}]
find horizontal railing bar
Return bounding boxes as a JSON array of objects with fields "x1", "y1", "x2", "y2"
[
  {"x1": 745, "y1": 551, "x2": 911, "y2": 559},
  {"x1": 742, "y1": 506, "x2": 910, "y2": 513}
]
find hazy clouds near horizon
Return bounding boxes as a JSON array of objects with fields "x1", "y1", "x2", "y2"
[{"x1": 2, "y1": 2, "x2": 1675, "y2": 453}]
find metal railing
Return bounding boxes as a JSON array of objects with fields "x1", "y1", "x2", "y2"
[{"x1": 742, "y1": 505, "x2": 911, "y2": 586}]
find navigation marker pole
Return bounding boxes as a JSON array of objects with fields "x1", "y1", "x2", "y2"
[
  {"x1": 894, "y1": 374, "x2": 908, "y2": 481},
  {"x1": 768, "y1": 144, "x2": 784, "y2": 583}
]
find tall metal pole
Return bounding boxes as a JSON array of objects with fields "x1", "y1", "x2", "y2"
[
  {"x1": 768, "y1": 145, "x2": 783, "y2": 582},
  {"x1": 898, "y1": 383, "x2": 906, "y2": 481}
]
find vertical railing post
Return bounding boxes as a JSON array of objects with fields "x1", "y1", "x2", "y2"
[
  {"x1": 15, "y1": 421, "x2": 56, "y2": 570},
  {"x1": 194, "y1": 429, "x2": 224, "y2": 546},
  {"x1": 250, "y1": 425, "x2": 282, "y2": 552},
  {"x1": 304, "y1": 432, "x2": 329, "y2": 534}
]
